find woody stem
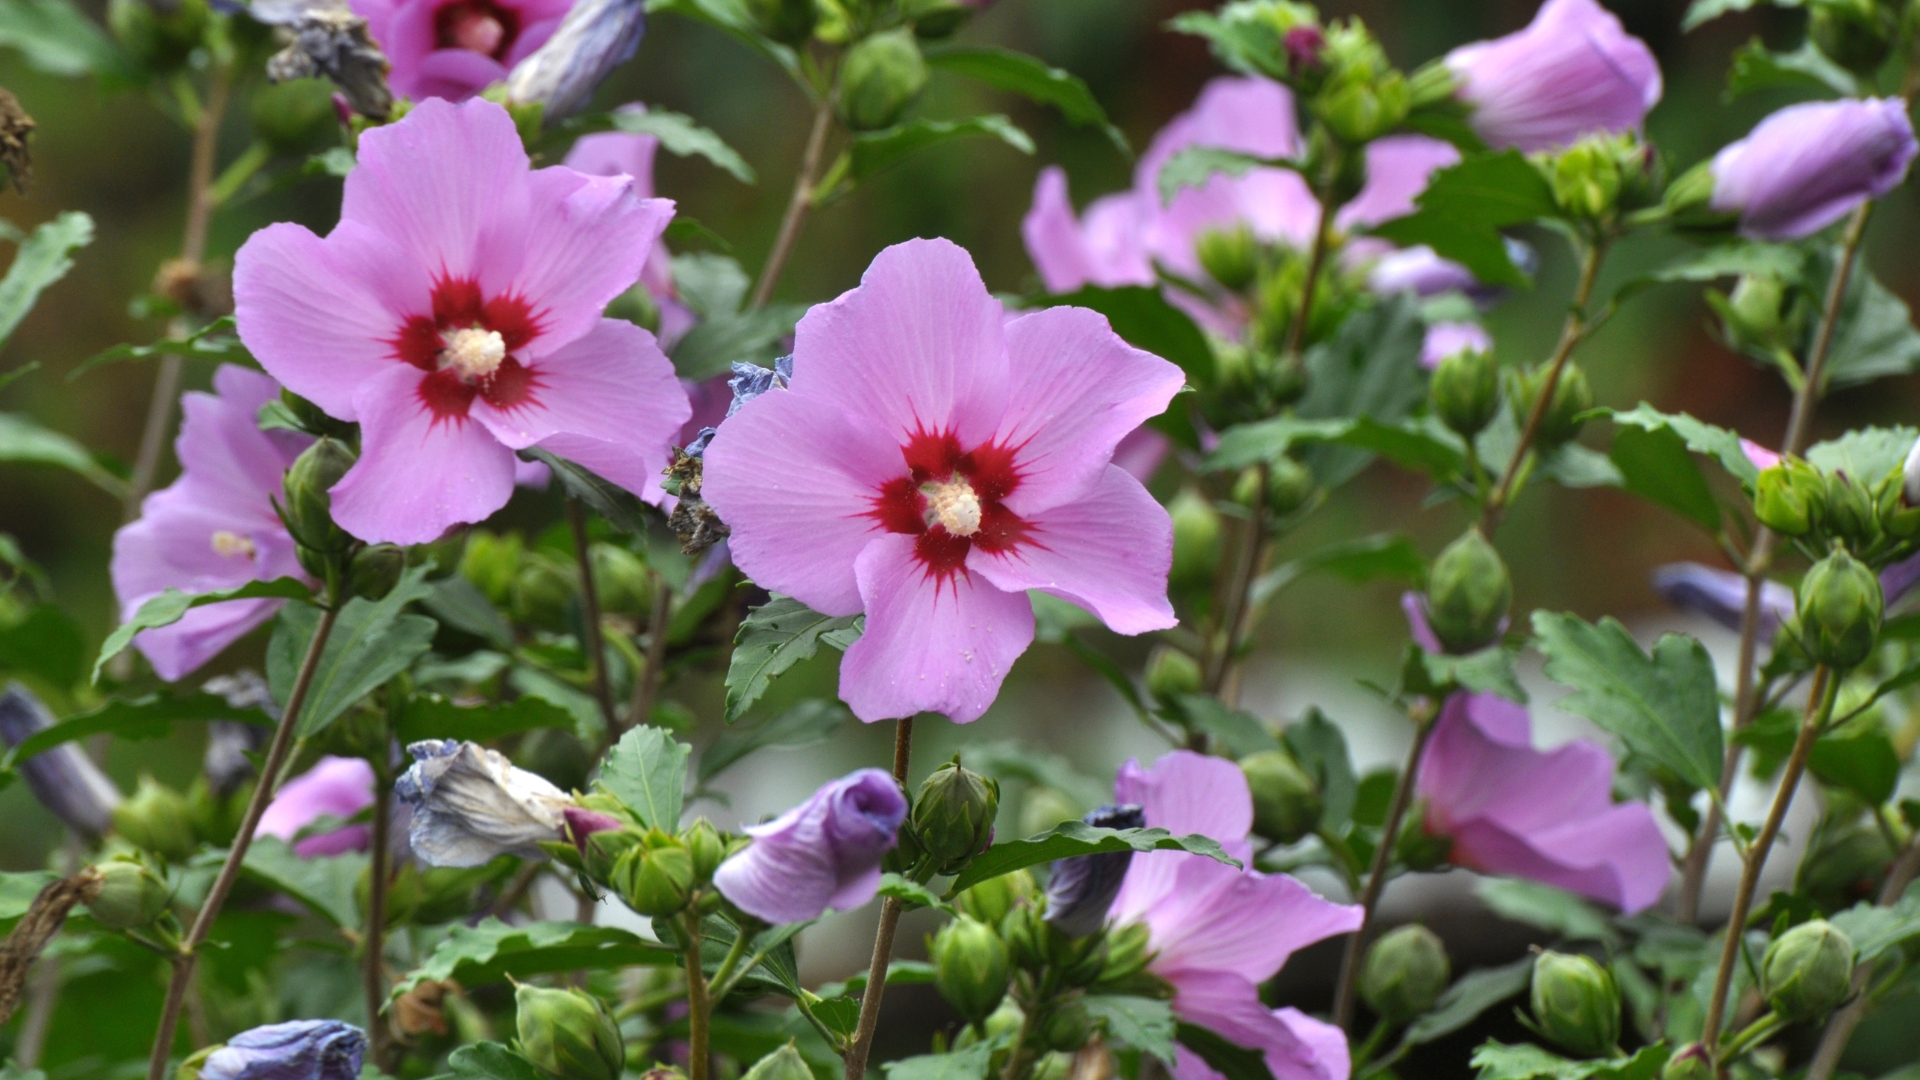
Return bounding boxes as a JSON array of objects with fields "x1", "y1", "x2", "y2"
[{"x1": 843, "y1": 717, "x2": 913, "y2": 1080}]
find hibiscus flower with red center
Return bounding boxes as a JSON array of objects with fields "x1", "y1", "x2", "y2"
[{"x1": 350, "y1": 0, "x2": 573, "y2": 102}]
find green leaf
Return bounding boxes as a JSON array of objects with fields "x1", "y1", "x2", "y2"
[
  {"x1": 1171, "y1": 695, "x2": 1282, "y2": 758},
  {"x1": 394, "y1": 919, "x2": 675, "y2": 998},
  {"x1": 882, "y1": 1041, "x2": 995, "y2": 1080},
  {"x1": 673, "y1": 252, "x2": 752, "y2": 318},
  {"x1": 1625, "y1": 243, "x2": 1804, "y2": 298},
  {"x1": 1285, "y1": 708, "x2": 1357, "y2": 830},
  {"x1": 671, "y1": 303, "x2": 807, "y2": 381},
  {"x1": 1812, "y1": 252, "x2": 1920, "y2": 389},
  {"x1": 1471, "y1": 1042, "x2": 1670, "y2": 1080},
  {"x1": 1422, "y1": 646, "x2": 1528, "y2": 703},
  {"x1": 522, "y1": 448, "x2": 653, "y2": 534},
  {"x1": 421, "y1": 575, "x2": 514, "y2": 650},
  {"x1": 444, "y1": 1043, "x2": 546, "y2": 1080},
  {"x1": 1538, "y1": 443, "x2": 1623, "y2": 489},
  {"x1": 877, "y1": 873, "x2": 952, "y2": 913},
  {"x1": 1403, "y1": 958, "x2": 1533, "y2": 1046},
  {"x1": 1293, "y1": 293, "x2": 1430, "y2": 486},
  {"x1": 0, "y1": 212, "x2": 90, "y2": 349},
  {"x1": 1155, "y1": 146, "x2": 1289, "y2": 204},
  {"x1": 700, "y1": 699, "x2": 849, "y2": 782},
  {"x1": 0, "y1": 0, "x2": 122, "y2": 76},
  {"x1": 1805, "y1": 425, "x2": 1920, "y2": 481},
  {"x1": 70, "y1": 316, "x2": 250, "y2": 381},
  {"x1": 1683, "y1": 0, "x2": 1801, "y2": 32},
  {"x1": 397, "y1": 694, "x2": 576, "y2": 744},
  {"x1": 1084, "y1": 996, "x2": 1176, "y2": 1064},
  {"x1": 1727, "y1": 38, "x2": 1856, "y2": 100},
  {"x1": 1532, "y1": 612, "x2": 1724, "y2": 792},
  {"x1": 1476, "y1": 879, "x2": 1619, "y2": 946},
  {"x1": 1606, "y1": 405, "x2": 1760, "y2": 488},
  {"x1": 643, "y1": 0, "x2": 800, "y2": 80},
  {"x1": 846, "y1": 115, "x2": 1034, "y2": 185},
  {"x1": 0, "y1": 871, "x2": 55, "y2": 930},
  {"x1": 0, "y1": 604, "x2": 83, "y2": 687},
  {"x1": 1830, "y1": 881, "x2": 1920, "y2": 963},
  {"x1": 94, "y1": 577, "x2": 313, "y2": 681},
  {"x1": 1609, "y1": 423, "x2": 1721, "y2": 531},
  {"x1": 962, "y1": 740, "x2": 1111, "y2": 812},
  {"x1": 4, "y1": 692, "x2": 270, "y2": 768},
  {"x1": 924, "y1": 46, "x2": 1126, "y2": 154},
  {"x1": 266, "y1": 568, "x2": 438, "y2": 737},
  {"x1": 1202, "y1": 417, "x2": 1353, "y2": 473},
  {"x1": 945, "y1": 821, "x2": 1239, "y2": 896},
  {"x1": 599, "y1": 725, "x2": 690, "y2": 829},
  {"x1": 508, "y1": 665, "x2": 603, "y2": 739},
  {"x1": 606, "y1": 108, "x2": 755, "y2": 183},
  {"x1": 1370, "y1": 152, "x2": 1557, "y2": 288},
  {"x1": 1028, "y1": 285, "x2": 1214, "y2": 388},
  {"x1": 1176, "y1": 1023, "x2": 1273, "y2": 1080},
  {"x1": 726, "y1": 596, "x2": 862, "y2": 721},
  {"x1": 0, "y1": 411, "x2": 126, "y2": 497},
  {"x1": 1809, "y1": 722, "x2": 1900, "y2": 804},
  {"x1": 241, "y1": 838, "x2": 367, "y2": 927}
]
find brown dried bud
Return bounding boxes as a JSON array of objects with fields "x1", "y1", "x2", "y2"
[
  {"x1": 392, "y1": 978, "x2": 450, "y2": 1037},
  {"x1": 0, "y1": 88, "x2": 32, "y2": 195},
  {"x1": 266, "y1": 8, "x2": 393, "y2": 121}
]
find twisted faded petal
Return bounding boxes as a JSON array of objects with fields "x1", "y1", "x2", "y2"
[
  {"x1": 1445, "y1": 0, "x2": 1661, "y2": 152},
  {"x1": 712, "y1": 768, "x2": 907, "y2": 924},
  {"x1": 200, "y1": 1019, "x2": 368, "y2": 1080},
  {"x1": 259, "y1": 756, "x2": 378, "y2": 857},
  {"x1": 395, "y1": 739, "x2": 573, "y2": 866},
  {"x1": 1709, "y1": 98, "x2": 1918, "y2": 240}
]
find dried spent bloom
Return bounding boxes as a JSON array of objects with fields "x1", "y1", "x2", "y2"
[
  {"x1": 1651, "y1": 562, "x2": 1795, "y2": 638},
  {"x1": 504, "y1": 0, "x2": 645, "y2": 122},
  {"x1": 712, "y1": 768, "x2": 907, "y2": 924},
  {"x1": 0, "y1": 86, "x2": 33, "y2": 194},
  {"x1": 702, "y1": 239, "x2": 1183, "y2": 723},
  {"x1": 349, "y1": 0, "x2": 570, "y2": 102},
  {"x1": 563, "y1": 108, "x2": 696, "y2": 349},
  {"x1": 395, "y1": 739, "x2": 574, "y2": 866},
  {"x1": 233, "y1": 98, "x2": 689, "y2": 544},
  {"x1": 1415, "y1": 693, "x2": 1670, "y2": 913},
  {"x1": 1709, "y1": 98, "x2": 1918, "y2": 241},
  {"x1": 261, "y1": 1, "x2": 393, "y2": 121},
  {"x1": 199, "y1": 1019, "x2": 367, "y2": 1080},
  {"x1": 258, "y1": 756, "x2": 377, "y2": 857},
  {"x1": 1444, "y1": 0, "x2": 1661, "y2": 153},
  {"x1": 1108, "y1": 752, "x2": 1361, "y2": 1080},
  {"x1": 0, "y1": 684, "x2": 123, "y2": 838},
  {"x1": 111, "y1": 365, "x2": 312, "y2": 681}
]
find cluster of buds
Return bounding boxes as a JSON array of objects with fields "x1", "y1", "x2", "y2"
[
  {"x1": 1420, "y1": 528, "x2": 1512, "y2": 655},
  {"x1": 1201, "y1": 1, "x2": 1406, "y2": 145},
  {"x1": 275, "y1": 435, "x2": 405, "y2": 601},
  {"x1": 890, "y1": 757, "x2": 1000, "y2": 879},
  {"x1": 1507, "y1": 362, "x2": 1594, "y2": 451},
  {"x1": 1754, "y1": 452, "x2": 1920, "y2": 566},
  {"x1": 1542, "y1": 132, "x2": 1659, "y2": 223},
  {"x1": 554, "y1": 803, "x2": 735, "y2": 920},
  {"x1": 461, "y1": 528, "x2": 656, "y2": 633}
]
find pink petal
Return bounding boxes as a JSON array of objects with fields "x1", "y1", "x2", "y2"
[
  {"x1": 533, "y1": 431, "x2": 670, "y2": 504},
  {"x1": 786, "y1": 238, "x2": 1010, "y2": 452},
  {"x1": 1164, "y1": 970, "x2": 1348, "y2": 1080},
  {"x1": 1335, "y1": 135, "x2": 1460, "y2": 230},
  {"x1": 1115, "y1": 750, "x2": 1253, "y2": 843},
  {"x1": 994, "y1": 307, "x2": 1185, "y2": 514},
  {"x1": 260, "y1": 756, "x2": 377, "y2": 859},
  {"x1": 1146, "y1": 858, "x2": 1361, "y2": 985},
  {"x1": 1021, "y1": 168, "x2": 1154, "y2": 293},
  {"x1": 473, "y1": 318, "x2": 688, "y2": 461},
  {"x1": 511, "y1": 167, "x2": 673, "y2": 353},
  {"x1": 233, "y1": 220, "x2": 432, "y2": 421},
  {"x1": 329, "y1": 365, "x2": 519, "y2": 544},
  {"x1": 701, "y1": 385, "x2": 910, "y2": 617},
  {"x1": 132, "y1": 599, "x2": 285, "y2": 683},
  {"x1": 406, "y1": 48, "x2": 510, "y2": 101},
  {"x1": 838, "y1": 534, "x2": 1035, "y2": 724},
  {"x1": 970, "y1": 465, "x2": 1175, "y2": 635},
  {"x1": 565, "y1": 125, "x2": 661, "y2": 197},
  {"x1": 1111, "y1": 427, "x2": 1171, "y2": 484}
]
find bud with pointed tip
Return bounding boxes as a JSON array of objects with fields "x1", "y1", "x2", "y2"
[
  {"x1": 1241, "y1": 751, "x2": 1321, "y2": 844},
  {"x1": 1430, "y1": 340, "x2": 1500, "y2": 438},
  {"x1": 1361, "y1": 924, "x2": 1451, "y2": 1026},
  {"x1": 1509, "y1": 363, "x2": 1592, "y2": 448},
  {"x1": 684, "y1": 818, "x2": 727, "y2": 883},
  {"x1": 912, "y1": 758, "x2": 999, "y2": 875},
  {"x1": 283, "y1": 438, "x2": 357, "y2": 571},
  {"x1": 590, "y1": 543, "x2": 655, "y2": 619},
  {"x1": 349, "y1": 544, "x2": 406, "y2": 600},
  {"x1": 1662, "y1": 1044, "x2": 1711, "y2": 1080},
  {"x1": 1756, "y1": 461, "x2": 1820, "y2": 536},
  {"x1": 931, "y1": 915, "x2": 1012, "y2": 1022},
  {"x1": 1762, "y1": 918, "x2": 1854, "y2": 1021},
  {"x1": 1796, "y1": 549, "x2": 1883, "y2": 669},
  {"x1": 1424, "y1": 529, "x2": 1511, "y2": 655},
  {"x1": 1529, "y1": 951, "x2": 1620, "y2": 1058},
  {"x1": 613, "y1": 831, "x2": 695, "y2": 917},
  {"x1": 515, "y1": 985, "x2": 623, "y2": 1080}
]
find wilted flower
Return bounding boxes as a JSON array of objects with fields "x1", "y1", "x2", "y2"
[
  {"x1": 1651, "y1": 562, "x2": 1795, "y2": 638},
  {"x1": 702, "y1": 239, "x2": 1182, "y2": 722},
  {"x1": 1414, "y1": 693, "x2": 1670, "y2": 913},
  {"x1": 258, "y1": 756, "x2": 376, "y2": 857},
  {"x1": 504, "y1": 0, "x2": 645, "y2": 122},
  {"x1": 1443, "y1": 0, "x2": 1661, "y2": 153},
  {"x1": 0, "y1": 684, "x2": 122, "y2": 838},
  {"x1": 233, "y1": 98, "x2": 690, "y2": 544},
  {"x1": 111, "y1": 366, "x2": 312, "y2": 681},
  {"x1": 1708, "y1": 98, "x2": 1918, "y2": 241},
  {"x1": 259, "y1": 0, "x2": 393, "y2": 121},
  {"x1": 395, "y1": 739, "x2": 573, "y2": 866},
  {"x1": 199, "y1": 1019, "x2": 367, "y2": 1080},
  {"x1": 712, "y1": 768, "x2": 906, "y2": 924},
  {"x1": 1043, "y1": 804, "x2": 1144, "y2": 937},
  {"x1": 1107, "y1": 752, "x2": 1362, "y2": 1080},
  {"x1": 564, "y1": 108, "x2": 696, "y2": 349},
  {"x1": 349, "y1": 0, "x2": 571, "y2": 102}
]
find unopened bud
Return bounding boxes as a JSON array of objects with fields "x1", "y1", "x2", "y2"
[
  {"x1": 1430, "y1": 342, "x2": 1500, "y2": 438},
  {"x1": 1096, "y1": 920, "x2": 1154, "y2": 985},
  {"x1": 1169, "y1": 487, "x2": 1222, "y2": 585},
  {"x1": 612, "y1": 831, "x2": 695, "y2": 917},
  {"x1": 1662, "y1": 1045, "x2": 1711, "y2": 1080},
  {"x1": 109, "y1": 0, "x2": 209, "y2": 73},
  {"x1": 1424, "y1": 529, "x2": 1511, "y2": 655},
  {"x1": 1312, "y1": 69, "x2": 1410, "y2": 145},
  {"x1": 515, "y1": 985, "x2": 623, "y2": 1080},
  {"x1": 1796, "y1": 549, "x2": 1883, "y2": 669},
  {"x1": 1196, "y1": 225, "x2": 1259, "y2": 291},
  {"x1": 1002, "y1": 903, "x2": 1044, "y2": 970},
  {"x1": 1811, "y1": 0, "x2": 1893, "y2": 75},
  {"x1": 252, "y1": 78, "x2": 340, "y2": 155},
  {"x1": 86, "y1": 859, "x2": 170, "y2": 930},
  {"x1": 1550, "y1": 137, "x2": 1623, "y2": 219},
  {"x1": 283, "y1": 438, "x2": 357, "y2": 561},
  {"x1": 954, "y1": 868, "x2": 1037, "y2": 928},
  {"x1": 931, "y1": 916, "x2": 1012, "y2": 1022},
  {"x1": 1824, "y1": 472, "x2": 1878, "y2": 548},
  {"x1": 1723, "y1": 274, "x2": 1788, "y2": 350},
  {"x1": 113, "y1": 776, "x2": 197, "y2": 862},
  {"x1": 1529, "y1": 951, "x2": 1621, "y2": 1058},
  {"x1": 1361, "y1": 924, "x2": 1450, "y2": 1026},
  {"x1": 590, "y1": 543, "x2": 655, "y2": 619},
  {"x1": 1241, "y1": 751, "x2": 1321, "y2": 844},
  {"x1": 1041, "y1": 997, "x2": 1094, "y2": 1052},
  {"x1": 1762, "y1": 918, "x2": 1855, "y2": 1021},
  {"x1": 740, "y1": 1043, "x2": 811, "y2": 1080},
  {"x1": 1756, "y1": 462, "x2": 1819, "y2": 536},
  {"x1": 1510, "y1": 363, "x2": 1592, "y2": 449},
  {"x1": 504, "y1": 0, "x2": 646, "y2": 123},
  {"x1": 349, "y1": 544, "x2": 406, "y2": 601},
  {"x1": 1145, "y1": 646, "x2": 1203, "y2": 703},
  {"x1": 912, "y1": 757, "x2": 999, "y2": 875},
  {"x1": 683, "y1": 818, "x2": 727, "y2": 884},
  {"x1": 838, "y1": 29, "x2": 929, "y2": 131},
  {"x1": 1265, "y1": 456, "x2": 1318, "y2": 516},
  {"x1": 512, "y1": 556, "x2": 578, "y2": 631},
  {"x1": 461, "y1": 530, "x2": 524, "y2": 605}
]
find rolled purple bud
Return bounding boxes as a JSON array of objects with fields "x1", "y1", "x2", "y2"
[
  {"x1": 1880, "y1": 551, "x2": 1920, "y2": 609},
  {"x1": 1709, "y1": 98, "x2": 1917, "y2": 241},
  {"x1": 712, "y1": 768, "x2": 906, "y2": 925},
  {"x1": 199, "y1": 1019, "x2": 367, "y2": 1080},
  {"x1": 1444, "y1": 0, "x2": 1661, "y2": 153},
  {"x1": 394, "y1": 740, "x2": 573, "y2": 868},
  {"x1": 504, "y1": 0, "x2": 646, "y2": 122},
  {"x1": 1650, "y1": 562, "x2": 1796, "y2": 638},
  {"x1": 0, "y1": 684, "x2": 122, "y2": 838},
  {"x1": 1043, "y1": 804, "x2": 1144, "y2": 938}
]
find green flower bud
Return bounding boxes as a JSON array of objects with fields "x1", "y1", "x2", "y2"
[
  {"x1": 1196, "y1": 225, "x2": 1259, "y2": 291},
  {"x1": 1265, "y1": 455, "x2": 1318, "y2": 516},
  {"x1": 1430, "y1": 343, "x2": 1501, "y2": 439},
  {"x1": 1169, "y1": 487, "x2": 1222, "y2": 586},
  {"x1": 1145, "y1": 646, "x2": 1203, "y2": 704},
  {"x1": 109, "y1": 0, "x2": 209, "y2": 73},
  {"x1": 511, "y1": 555, "x2": 578, "y2": 631},
  {"x1": 903, "y1": 0, "x2": 967, "y2": 40},
  {"x1": 1019, "y1": 788, "x2": 1082, "y2": 839},
  {"x1": 1663, "y1": 160, "x2": 1720, "y2": 220},
  {"x1": 1721, "y1": 274, "x2": 1789, "y2": 352},
  {"x1": 1423, "y1": 529, "x2": 1511, "y2": 655},
  {"x1": 1550, "y1": 137, "x2": 1623, "y2": 220},
  {"x1": 460, "y1": 529, "x2": 524, "y2": 605},
  {"x1": 1811, "y1": 0, "x2": 1893, "y2": 75},
  {"x1": 612, "y1": 832, "x2": 695, "y2": 917},
  {"x1": 1095, "y1": 920, "x2": 1153, "y2": 985},
  {"x1": 931, "y1": 915, "x2": 1012, "y2": 1022},
  {"x1": 1662, "y1": 1044, "x2": 1711, "y2": 1080},
  {"x1": 350, "y1": 544, "x2": 407, "y2": 601},
  {"x1": 1311, "y1": 63, "x2": 1408, "y2": 143},
  {"x1": 838, "y1": 29, "x2": 929, "y2": 131},
  {"x1": 252, "y1": 77, "x2": 340, "y2": 155},
  {"x1": 85, "y1": 858, "x2": 171, "y2": 929},
  {"x1": 113, "y1": 776, "x2": 197, "y2": 862},
  {"x1": 1529, "y1": 951, "x2": 1620, "y2": 1058},
  {"x1": 1509, "y1": 363, "x2": 1592, "y2": 449},
  {"x1": 1825, "y1": 471, "x2": 1882, "y2": 549},
  {"x1": 745, "y1": 0, "x2": 816, "y2": 45},
  {"x1": 1241, "y1": 750, "x2": 1321, "y2": 844},
  {"x1": 1755, "y1": 462, "x2": 1819, "y2": 536},
  {"x1": 590, "y1": 543, "x2": 656, "y2": 619},
  {"x1": 582, "y1": 825, "x2": 641, "y2": 881},
  {"x1": 515, "y1": 984, "x2": 623, "y2": 1080},
  {"x1": 1762, "y1": 919, "x2": 1855, "y2": 1021},
  {"x1": 1041, "y1": 997, "x2": 1094, "y2": 1052},
  {"x1": 741, "y1": 1043, "x2": 813, "y2": 1080},
  {"x1": 1002, "y1": 904, "x2": 1044, "y2": 971},
  {"x1": 683, "y1": 818, "x2": 728, "y2": 884},
  {"x1": 955, "y1": 868, "x2": 1037, "y2": 928},
  {"x1": 1796, "y1": 549, "x2": 1883, "y2": 669},
  {"x1": 912, "y1": 757, "x2": 999, "y2": 874},
  {"x1": 1395, "y1": 813, "x2": 1453, "y2": 871},
  {"x1": 186, "y1": 774, "x2": 249, "y2": 848},
  {"x1": 283, "y1": 438, "x2": 357, "y2": 559},
  {"x1": 1360, "y1": 924, "x2": 1451, "y2": 1026}
]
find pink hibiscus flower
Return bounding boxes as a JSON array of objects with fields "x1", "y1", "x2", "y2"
[
  {"x1": 258, "y1": 756, "x2": 378, "y2": 857},
  {"x1": 1108, "y1": 752, "x2": 1362, "y2": 1080},
  {"x1": 233, "y1": 98, "x2": 691, "y2": 545},
  {"x1": 701, "y1": 238, "x2": 1182, "y2": 723},
  {"x1": 111, "y1": 365, "x2": 313, "y2": 681},
  {"x1": 563, "y1": 108, "x2": 699, "y2": 350},
  {"x1": 350, "y1": 0, "x2": 572, "y2": 103}
]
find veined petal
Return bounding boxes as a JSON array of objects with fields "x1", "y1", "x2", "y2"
[
  {"x1": 512, "y1": 168, "x2": 673, "y2": 352},
  {"x1": 330, "y1": 366, "x2": 518, "y2": 544},
  {"x1": 1146, "y1": 857, "x2": 1361, "y2": 985}
]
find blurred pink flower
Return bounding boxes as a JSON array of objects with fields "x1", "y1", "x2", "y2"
[
  {"x1": 1444, "y1": 0, "x2": 1661, "y2": 153},
  {"x1": 259, "y1": 756, "x2": 377, "y2": 857},
  {"x1": 1415, "y1": 692, "x2": 1671, "y2": 913},
  {"x1": 564, "y1": 108, "x2": 700, "y2": 350},
  {"x1": 1710, "y1": 98, "x2": 1918, "y2": 241},
  {"x1": 350, "y1": 0, "x2": 572, "y2": 102},
  {"x1": 233, "y1": 98, "x2": 690, "y2": 544},
  {"x1": 111, "y1": 365, "x2": 313, "y2": 681},
  {"x1": 712, "y1": 768, "x2": 906, "y2": 923},
  {"x1": 702, "y1": 239, "x2": 1182, "y2": 722},
  {"x1": 1108, "y1": 752, "x2": 1361, "y2": 1080},
  {"x1": 1420, "y1": 321, "x2": 1491, "y2": 370},
  {"x1": 1740, "y1": 438, "x2": 1781, "y2": 472}
]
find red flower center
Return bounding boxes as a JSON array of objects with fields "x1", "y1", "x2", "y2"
[
  {"x1": 435, "y1": 0, "x2": 519, "y2": 59},
  {"x1": 392, "y1": 277, "x2": 545, "y2": 423},
  {"x1": 869, "y1": 429, "x2": 1029, "y2": 579}
]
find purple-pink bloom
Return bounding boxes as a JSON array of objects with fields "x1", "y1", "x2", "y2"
[
  {"x1": 111, "y1": 365, "x2": 313, "y2": 681},
  {"x1": 1741, "y1": 438, "x2": 1781, "y2": 472},
  {"x1": 1444, "y1": 0, "x2": 1662, "y2": 153},
  {"x1": 562, "y1": 805, "x2": 624, "y2": 853},
  {"x1": 712, "y1": 768, "x2": 907, "y2": 924},
  {"x1": 1108, "y1": 752, "x2": 1361, "y2": 1080},
  {"x1": 1420, "y1": 321, "x2": 1492, "y2": 370},
  {"x1": 350, "y1": 0, "x2": 571, "y2": 102},
  {"x1": 564, "y1": 107, "x2": 699, "y2": 349},
  {"x1": 1335, "y1": 135, "x2": 1461, "y2": 231},
  {"x1": 1367, "y1": 245, "x2": 1478, "y2": 298},
  {"x1": 234, "y1": 98, "x2": 690, "y2": 545},
  {"x1": 1415, "y1": 693, "x2": 1670, "y2": 913},
  {"x1": 258, "y1": 756, "x2": 377, "y2": 858},
  {"x1": 1709, "y1": 98, "x2": 1918, "y2": 241},
  {"x1": 702, "y1": 239, "x2": 1182, "y2": 723},
  {"x1": 1651, "y1": 562, "x2": 1795, "y2": 638}
]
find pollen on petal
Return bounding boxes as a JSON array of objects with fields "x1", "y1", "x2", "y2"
[{"x1": 210, "y1": 530, "x2": 257, "y2": 559}]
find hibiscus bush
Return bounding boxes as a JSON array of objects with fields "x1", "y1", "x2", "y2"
[{"x1": 1, "y1": 0, "x2": 1920, "y2": 1079}]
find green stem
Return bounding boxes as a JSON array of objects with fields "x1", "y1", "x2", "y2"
[
  {"x1": 684, "y1": 915, "x2": 712, "y2": 1080},
  {"x1": 362, "y1": 759, "x2": 392, "y2": 1067},
  {"x1": 750, "y1": 86, "x2": 836, "y2": 310},
  {"x1": 707, "y1": 929, "x2": 754, "y2": 1002}
]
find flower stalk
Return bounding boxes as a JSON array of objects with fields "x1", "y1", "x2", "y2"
[
  {"x1": 684, "y1": 913, "x2": 712, "y2": 1080},
  {"x1": 751, "y1": 85, "x2": 837, "y2": 310},
  {"x1": 842, "y1": 716, "x2": 913, "y2": 1080},
  {"x1": 568, "y1": 499, "x2": 617, "y2": 734},
  {"x1": 362, "y1": 752, "x2": 394, "y2": 1069}
]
